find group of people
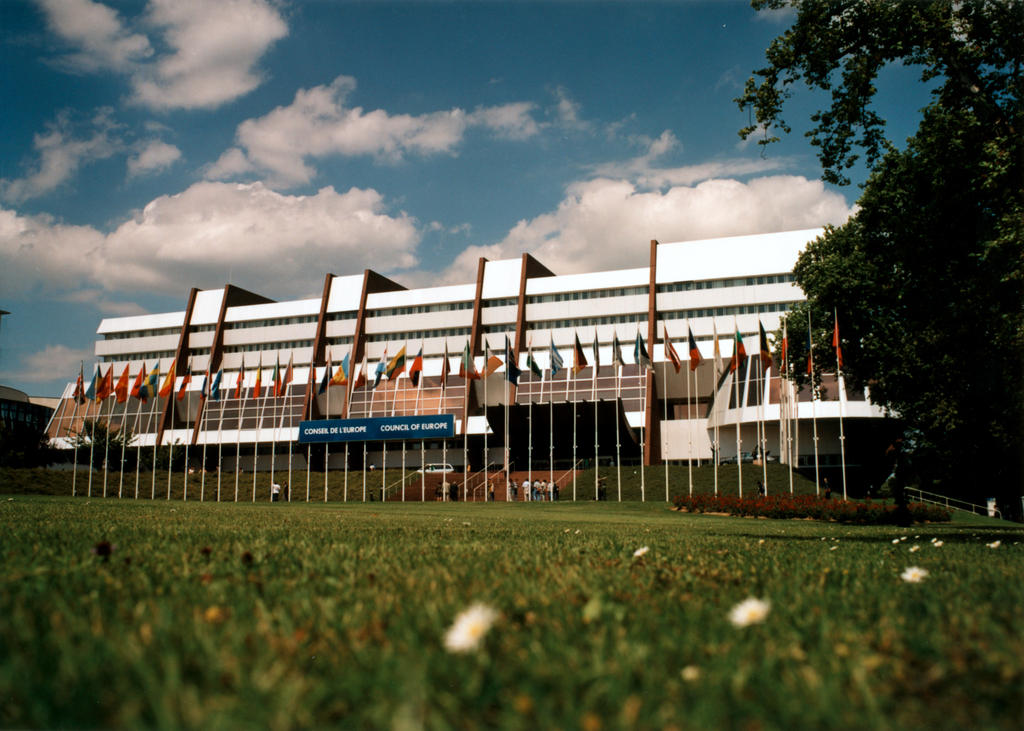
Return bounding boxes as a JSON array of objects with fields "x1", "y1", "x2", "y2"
[{"x1": 512, "y1": 478, "x2": 558, "y2": 502}]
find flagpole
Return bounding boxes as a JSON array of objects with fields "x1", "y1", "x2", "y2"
[
  {"x1": 549, "y1": 334, "x2": 555, "y2": 492},
  {"x1": 593, "y1": 331, "x2": 599, "y2": 501},
  {"x1": 572, "y1": 338, "x2": 578, "y2": 502},
  {"x1": 504, "y1": 356, "x2": 510, "y2": 502},
  {"x1": 270, "y1": 357, "x2": 280, "y2": 498},
  {"x1": 712, "y1": 321, "x2": 721, "y2": 496},
  {"x1": 614, "y1": 341, "x2": 622, "y2": 502},
  {"x1": 663, "y1": 324, "x2": 671, "y2": 502},
  {"x1": 734, "y1": 322, "x2": 743, "y2": 498},
  {"x1": 87, "y1": 369, "x2": 98, "y2": 497},
  {"x1": 118, "y1": 387, "x2": 135, "y2": 499},
  {"x1": 151, "y1": 366, "x2": 162, "y2": 500},
  {"x1": 808, "y1": 311, "x2": 820, "y2": 495},
  {"x1": 234, "y1": 364, "x2": 244, "y2": 503},
  {"x1": 325, "y1": 353, "x2": 332, "y2": 502},
  {"x1": 306, "y1": 362, "x2": 315, "y2": 503},
  {"x1": 639, "y1": 357, "x2": 646, "y2": 503},
  {"x1": 101, "y1": 394, "x2": 115, "y2": 498},
  {"x1": 835, "y1": 309, "x2": 848, "y2": 500},
  {"x1": 275, "y1": 376, "x2": 291, "y2": 502},
  {"x1": 685, "y1": 324, "x2": 694, "y2": 497},
  {"x1": 761, "y1": 354, "x2": 768, "y2": 494},
  {"x1": 199, "y1": 386, "x2": 209, "y2": 501},
  {"x1": 71, "y1": 369, "x2": 84, "y2": 497},
  {"x1": 215, "y1": 376, "x2": 226, "y2": 501},
  {"x1": 527, "y1": 343, "x2": 534, "y2": 494},
  {"x1": 253, "y1": 357, "x2": 269, "y2": 502},
  {"x1": 287, "y1": 368, "x2": 294, "y2": 502},
  {"x1": 441, "y1": 343, "x2": 448, "y2": 501}
]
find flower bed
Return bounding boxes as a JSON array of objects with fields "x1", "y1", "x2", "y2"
[{"x1": 672, "y1": 493, "x2": 951, "y2": 524}]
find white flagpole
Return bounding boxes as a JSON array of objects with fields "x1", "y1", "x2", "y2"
[
  {"x1": 483, "y1": 339, "x2": 489, "y2": 493},
  {"x1": 809, "y1": 311, "x2": 820, "y2": 495},
  {"x1": 234, "y1": 365, "x2": 244, "y2": 502},
  {"x1": 734, "y1": 322, "x2": 743, "y2": 498},
  {"x1": 306, "y1": 363, "x2": 315, "y2": 503},
  {"x1": 118, "y1": 387, "x2": 134, "y2": 499},
  {"x1": 593, "y1": 331, "x2": 599, "y2": 501},
  {"x1": 416, "y1": 344, "x2": 424, "y2": 501},
  {"x1": 836, "y1": 309, "x2": 848, "y2": 500},
  {"x1": 215, "y1": 377, "x2": 226, "y2": 501},
  {"x1": 87, "y1": 375, "x2": 98, "y2": 497},
  {"x1": 325, "y1": 352, "x2": 332, "y2": 502},
  {"x1": 549, "y1": 334, "x2": 555, "y2": 491},
  {"x1": 253, "y1": 357, "x2": 269, "y2": 502},
  {"x1": 199, "y1": 388, "x2": 209, "y2": 502},
  {"x1": 527, "y1": 342, "x2": 534, "y2": 493},
  {"x1": 102, "y1": 395, "x2": 115, "y2": 498},
  {"x1": 712, "y1": 321, "x2": 721, "y2": 496},
  {"x1": 760, "y1": 353, "x2": 769, "y2": 494},
  {"x1": 441, "y1": 343, "x2": 448, "y2": 501},
  {"x1": 151, "y1": 367, "x2": 162, "y2": 500},
  {"x1": 504, "y1": 350, "x2": 510, "y2": 502},
  {"x1": 275, "y1": 371, "x2": 292, "y2": 502},
  {"x1": 270, "y1": 359, "x2": 279, "y2": 497},
  {"x1": 71, "y1": 383, "x2": 83, "y2": 498},
  {"x1": 614, "y1": 340, "x2": 622, "y2": 502},
  {"x1": 572, "y1": 336, "x2": 578, "y2": 502},
  {"x1": 663, "y1": 323, "x2": 671, "y2": 502},
  {"x1": 287, "y1": 368, "x2": 295, "y2": 502},
  {"x1": 639, "y1": 351, "x2": 646, "y2": 504}
]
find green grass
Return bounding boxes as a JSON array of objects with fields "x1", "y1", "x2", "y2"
[{"x1": 1, "y1": 496, "x2": 1021, "y2": 729}]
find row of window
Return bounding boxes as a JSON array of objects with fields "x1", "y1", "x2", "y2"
[
  {"x1": 526, "y1": 313, "x2": 646, "y2": 332},
  {"x1": 663, "y1": 301, "x2": 797, "y2": 320},
  {"x1": 102, "y1": 349, "x2": 175, "y2": 363},
  {"x1": 482, "y1": 297, "x2": 518, "y2": 308},
  {"x1": 365, "y1": 326, "x2": 472, "y2": 343},
  {"x1": 223, "y1": 340, "x2": 314, "y2": 353},
  {"x1": 526, "y1": 285, "x2": 648, "y2": 305},
  {"x1": 367, "y1": 301, "x2": 474, "y2": 318},
  {"x1": 103, "y1": 327, "x2": 180, "y2": 341},
  {"x1": 657, "y1": 273, "x2": 795, "y2": 293},
  {"x1": 227, "y1": 315, "x2": 318, "y2": 330}
]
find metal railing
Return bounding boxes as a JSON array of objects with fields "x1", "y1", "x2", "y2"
[{"x1": 905, "y1": 486, "x2": 1002, "y2": 520}]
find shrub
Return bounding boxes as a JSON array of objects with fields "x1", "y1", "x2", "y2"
[{"x1": 672, "y1": 493, "x2": 951, "y2": 524}]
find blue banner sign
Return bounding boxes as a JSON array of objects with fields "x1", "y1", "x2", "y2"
[{"x1": 298, "y1": 414, "x2": 456, "y2": 444}]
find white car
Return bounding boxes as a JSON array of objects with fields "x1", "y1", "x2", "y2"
[{"x1": 417, "y1": 463, "x2": 455, "y2": 474}]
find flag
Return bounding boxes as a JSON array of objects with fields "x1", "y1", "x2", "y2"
[
  {"x1": 130, "y1": 362, "x2": 146, "y2": 400},
  {"x1": 351, "y1": 357, "x2": 367, "y2": 390},
  {"x1": 318, "y1": 356, "x2": 332, "y2": 395},
  {"x1": 550, "y1": 337, "x2": 565, "y2": 377},
  {"x1": 210, "y1": 370, "x2": 223, "y2": 401},
  {"x1": 282, "y1": 354, "x2": 294, "y2": 392},
  {"x1": 199, "y1": 371, "x2": 209, "y2": 401},
  {"x1": 688, "y1": 325, "x2": 702, "y2": 372},
  {"x1": 271, "y1": 356, "x2": 282, "y2": 397},
  {"x1": 713, "y1": 321, "x2": 724, "y2": 376},
  {"x1": 373, "y1": 349, "x2": 387, "y2": 388},
  {"x1": 73, "y1": 365, "x2": 86, "y2": 404},
  {"x1": 504, "y1": 336, "x2": 522, "y2": 385},
  {"x1": 386, "y1": 346, "x2": 407, "y2": 380},
  {"x1": 234, "y1": 358, "x2": 246, "y2": 400},
  {"x1": 665, "y1": 331, "x2": 682, "y2": 374},
  {"x1": 253, "y1": 360, "x2": 263, "y2": 397},
  {"x1": 330, "y1": 353, "x2": 349, "y2": 387},
  {"x1": 572, "y1": 332, "x2": 588, "y2": 373},
  {"x1": 833, "y1": 311, "x2": 843, "y2": 370},
  {"x1": 592, "y1": 332, "x2": 601, "y2": 373},
  {"x1": 484, "y1": 340, "x2": 503, "y2": 376},
  {"x1": 96, "y1": 365, "x2": 114, "y2": 401},
  {"x1": 140, "y1": 364, "x2": 160, "y2": 402},
  {"x1": 176, "y1": 360, "x2": 192, "y2": 401},
  {"x1": 440, "y1": 340, "x2": 451, "y2": 389},
  {"x1": 729, "y1": 324, "x2": 747, "y2": 373},
  {"x1": 409, "y1": 345, "x2": 424, "y2": 387},
  {"x1": 526, "y1": 343, "x2": 543, "y2": 378},
  {"x1": 759, "y1": 321, "x2": 773, "y2": 370},
  {"x1": 634, "y1": 331, "x2": 651, "y2": 370},
  {"x1": 459, "y1": 341, "x2": 478, "y2": 380},
  {"x1": 781, "y1": 322, "x2": 789, "y2": 372},
  {"x1": 611, "y1": 333, "x2": 624, "y2": 368},
  {"x1": 84, "y1": 366, "x2": 98, "y2": 402},
  {"x1": 114, "y1": 365, "x2": 131, "y2": 404}
]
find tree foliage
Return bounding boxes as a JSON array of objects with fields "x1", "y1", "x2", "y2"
[{"x1": 739, "y1": 1, "x2": 1023, "y2": 509}]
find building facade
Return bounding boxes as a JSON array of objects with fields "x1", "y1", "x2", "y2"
[{"x1": 46, "y1": 229, "x2": 886, "y2": 486}]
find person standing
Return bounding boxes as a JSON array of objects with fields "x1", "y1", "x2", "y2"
[{"x1": 522, "y1": 478, "x2": 531, "y2": 502}]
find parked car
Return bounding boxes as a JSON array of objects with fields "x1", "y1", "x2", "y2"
[
  {"x1": 719, "y1": 452, "x2": 754, "y2": 465},
  {"x1": 417, "y1": 463, "x2": 455, "y2": 474}
]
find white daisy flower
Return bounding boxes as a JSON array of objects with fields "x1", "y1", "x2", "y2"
[
  {"x1": 830, "y1": 546, "x2": 838, "y2": 551},
  {"x1": 443, "y1": 603, "x2": 499, "y2": 653},
  {"x1": 987, "y1": 540, "x2": 1001, "y2": 549},
  {"x1": 728, "y1": 597, "x2": 771, "y2": 628},
  {"x1": 909, "y1": 545, "x2": 920, "y2": 553},
  {"x1": 633, "y1": 546, "x2": 650, "y2": 558},
  {"x1": 892, "y1": 538, "x2": 901, "y2": 544},
  {"x1": 933, "y1": 540, "x2": 944, "y2": 547},
  {"x1": 681, "y1": 665, "x2": 701, "y2": 682},
  {"x1": 900, "y1": 566, "x2": 929, "y2": 583}
]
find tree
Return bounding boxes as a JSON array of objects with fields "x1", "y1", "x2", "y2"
[{"x1": 738, "y1": 0, "x2": 1023, "y2": 514}]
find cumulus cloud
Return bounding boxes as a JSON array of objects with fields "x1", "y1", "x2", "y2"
[
  {"x1": 126, "y1": 139, "x2": 181, "y2": 178},
  {"x1": 37, "y1": 0, "x2": 152, "y2": 72},
  {"x1": 207, "y1": 75, "x2": 541, "y2": 187},
  {"x1": 36, "y1": 0, "x2": 286, "y2": 111},
  {"x1": 0, "y1": 344, "x2": 97, "y2": 385},
  {"x1": 131, "y1": 0, "x2": 288, "y2": 110},
  {"x1": 438, "y1": 174, "x2": 855, "y2": 284},
  {"x1": 0, "y1": 182, "x2": 420, "y2": 298},
  {"x1": 0, "y1": 109, "x2": 121, "y2": 203}
]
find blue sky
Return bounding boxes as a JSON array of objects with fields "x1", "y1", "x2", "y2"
[{"x1": 0, "y1": 0, "x2": 930, "y2": 397}]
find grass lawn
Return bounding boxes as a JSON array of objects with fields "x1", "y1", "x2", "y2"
[{"x1": 1, "y1": 495, "x2": 1021, "y2": 729}]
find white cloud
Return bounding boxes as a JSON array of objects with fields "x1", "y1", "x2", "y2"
[
  {"x1": 37, "y1": 0, "x2": 286, "y2": 111},
  {"x1": 0, "y1": 182, "x2": 420, "y2": 298},
  {"x1": 0, "y1": 344, "x2": 97, "y2": 385},
  {"x1": 209, "y1": 75, "x2": 540, "y2": 187},
  {"x1": 0, "y1": 109, "x2": 120, "y2": 203},
  {"x1": 37, "y1": 0, "x2": 152, "y2": 72},
  {"x1": 131, "y1": 0, "x2": 288, "y2": 110},
  {"x1": 126, "y1": 139, "x2": 181, "y2": 178},
  {"x1": 439, "y1": 174, "x2": 855, "y2": 284}
]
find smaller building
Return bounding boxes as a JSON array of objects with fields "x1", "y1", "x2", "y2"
[{"x1": 0, "y1": 385, "x2": 56, "y2": 433}]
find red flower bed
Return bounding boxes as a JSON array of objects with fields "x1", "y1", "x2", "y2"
[{"x1": 672, "y1": 493, "x2": 951, "y2": 524}]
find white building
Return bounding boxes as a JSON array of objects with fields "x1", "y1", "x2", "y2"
[{"x1": 46, "y1": 228, "x2": 886, "y2": 488}]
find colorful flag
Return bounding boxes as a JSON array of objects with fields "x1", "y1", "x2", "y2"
[
  {"x1": 759, "y1": 321, "x2": 773, "y2": 370},
  {"x1": 210, "y1": 370, "x2": 223, "y2": 401},
  {"x1": 114, "y1": 364, "x2": 131, "y2": 404},
  {"x1": 591, "y1": 332, "x2": 601, "y2": 373},
  {"x1": 352, "y1": 356, "x2": 367, "y2": 389},
  {"x1": 484, "y1": 340, "x2": 503, "y2": 376},
  {"x1": 330, "y1": 353, "x2": 349, "y2": 387},
  {"x1": 84, "y1": 366, "x2": 98, "y2": 402},
  {"x1": 176, "y1": 360, "x2": 192, "y2": 401},
  {"x1": 634, "y1": 331, "x2": 651, "y2": 370},
  {"x1": 409, "y1": 345, "x2": 424, "y2": 387},
  {"x1": 199, "y1": 371, "x2": 209, "y2": 401},
  {"x1": 688, "y1": 325, "x2": 702, "y2": 372},
  {"x1": 234, "y1": 358, "x2": 246, "y2": 400},
  {"x1": 832, "y1": 311, "x2": 843, "y2": 370},
  {"x1": 550, "y1": 337, "x2": 565, "y2": 376},
  {"x1": 386, "y1": 346, "x2": 407, "y2": 380},
  {"x1": 440, "y1": 340, "x2": 451, "y2": 389},
  {"x1": 665, "y1": 330, "x2": 682, "y2": 374},
  {"x1": 271, "y1": 356, "x2": 282, "y2": 397},
  {"x1": 130, "y1": 362, "x2": 146, "y2": 400},
  {"x1": 526, "y1": 342, "x2": 543, "y2": 379},
  {"x1": 373, "y1": 349, "x2": 387, "y2": 388},
  {"x1": 713, "y1": 321, "x2": 723, "y2": 376},
  {"x1": 253, "y1": 360, "x2": 263, "y2": 397},
  {"x1": 572, "y1": 331, "x2": 588, "y2": 373},
  {"x1": 140, "y1": 364, "x2": 160, "y2": 402},
  {"x1": 319, "y1": 356, "x2": 332, "y2": 395},
  {"x1": 96, "y1": 366, "x2": 114, "y2": 402},
  {"x1": 459, "y1": 341, "x2": 478, "y2": 380},
  {"x1": 729, "y1": 324, "x2": 747, "y2": 373},
  {"x1": 504, "y1": 335, "x2": 522, "y2": 385},
  {"x1": 282, "y1": 354, "x2": 294, "y2": 392},
  {"x1": 611, "y1": 333, "x2": 624, "y2": 368},
  {"x1": 781, "y1": 322, "x2": 789, "y2": 372},
  {"x1": 73, "y1": 364, "x2": 86, "y2": 405}
]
